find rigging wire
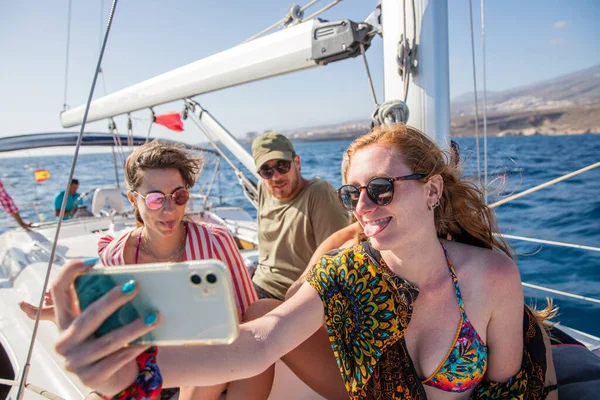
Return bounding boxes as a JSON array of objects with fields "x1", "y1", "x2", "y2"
[
  {"x1": 243, "y1": 0, "x2": 341, "y2": 43},
  {"x1": 488, "y1": 161, "x2": 600, "y2": 209},
  {"x1": 480, "y1": 0, "x2": 489, "y2": 203},
  {"x1": 360, "y1": 42, "x2": 378, "y2": 106},
  {"x1": 303, "y1": 0, "x2": 342, "y2": 21},
  {"x1": 184, "y1": 102, "x2": 259, "y2": 209},
  {"x1": 16, "y1": 0, "x2": 120, "y2": 397},
  {"x1": 499, "y1": 234, "x2": 600, "y2": 253},
  {"x1": 62, "y1": 0, "x2": 72, "y2": 111},
  {"x1": 468, "y1": 0, "x2": 482, "y2": 187},
  {"x1": 98, "y1": 0, "x2": 108, "y2": 95},
  {"x1": 521, "y1": 282, "x2": 600, "y2": 305},
  {"x1": 299, "y1": 0, "x2": 321, "y2": 13}
]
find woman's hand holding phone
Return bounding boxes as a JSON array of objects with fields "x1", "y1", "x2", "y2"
[{"x1": 50, "y1": 258, "x2": 159, "y2": 394}]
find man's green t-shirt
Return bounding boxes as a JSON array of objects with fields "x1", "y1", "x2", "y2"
[{"x1": 252, "y1": 178, "x2": 349, "y2": 300}]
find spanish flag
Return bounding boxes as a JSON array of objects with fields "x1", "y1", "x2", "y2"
[{"x1": 34, "y1": 169, "x2": 50, "y2": 182}]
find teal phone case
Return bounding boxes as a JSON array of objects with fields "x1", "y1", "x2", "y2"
[{"x1": 75, "y1": 273, "x2": 153, "y2": 343}]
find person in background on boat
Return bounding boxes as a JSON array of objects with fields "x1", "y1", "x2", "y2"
[
  {"x1": 53, "y1": 178, "x2": 81, "y2": 220},
  {"x1": 0, "y1": 178, "x2": 32, "y2": 231},
  {"x1": 48, "y1": 125, "x2": 558, "y2": 399},
  {"x1": 250, "y1": 132, "x2": 348, "y2": 300}
]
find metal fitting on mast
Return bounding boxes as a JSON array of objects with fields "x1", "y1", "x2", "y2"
[{"x1": 311, "y1": 19, "x2": 376, "y2": 65}]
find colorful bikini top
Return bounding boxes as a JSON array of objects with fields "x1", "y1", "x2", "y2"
[{"x1": 421, "y1": 243, "x2": 488, "y2": 392}]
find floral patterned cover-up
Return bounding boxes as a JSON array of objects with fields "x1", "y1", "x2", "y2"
[{"x1": 306, "y1": 242, "x2": 551, "y2": 399}]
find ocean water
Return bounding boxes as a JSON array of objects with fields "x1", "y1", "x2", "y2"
[{"x1": 1, "y1": 134, "x2": 599, "y2": 336}]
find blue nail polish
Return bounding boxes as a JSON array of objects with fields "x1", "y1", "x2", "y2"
[
  {"x1": 82, "y1": 257, "x2": 100, "y2": 265},
  {"x1": 121, "y1": 280, "x2": 136, "y2": 295},
  {"x1": 144, "y1": 312, "x2": 157, "y2": 326}
]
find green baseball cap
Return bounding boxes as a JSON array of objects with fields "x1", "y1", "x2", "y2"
[{"x1": 252, "y1": 132, "x2": 295, "y2": 170}]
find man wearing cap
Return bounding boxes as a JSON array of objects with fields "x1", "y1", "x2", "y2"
[{"x1": 251, "y1": 132, "x2": 348, "y2": 300}]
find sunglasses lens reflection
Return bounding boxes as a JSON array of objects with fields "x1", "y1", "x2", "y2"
[
  {"x1": 259, "y1": 160, "x2": 292, "y2": 180},
  {"x1": 143, "y1": 189, "x2": 189, "y2": 210},
  {"x1": 338, "y1": 179, "x2": 394, "y2": 211},
  {"x1": 259, "y1": 169, "x2": 274, "y2": 179},
  {"x1": 173, "y1": 189, "x2": 190, "y2": 206},
  {"x1": 368, "y1": 179, "x2": 394, "y2": 206},
  {"x1": 145, "y1": 193, "x2": 165, "y2": 210},
  {"x1": 338, "y1": 186, "x2": 360, "y2": 211}
]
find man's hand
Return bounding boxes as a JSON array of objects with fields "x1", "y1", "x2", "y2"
[
  {"x1": 19, "y1": 221, "x2": 33, "y2": 231},
  {"x1": 11, "y1": 212, "x2": 32, "y2": 231}
]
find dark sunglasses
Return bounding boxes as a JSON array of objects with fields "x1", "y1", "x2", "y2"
[
  {"x1": 337, "y1": 174, "x2": 426, "y2": 211},
  {"x1": 133, "y1": 188, "x2": 190, "y2": 210},
  {"x1": 258, "y1": 160, "x2": 292, "y2": 180}
]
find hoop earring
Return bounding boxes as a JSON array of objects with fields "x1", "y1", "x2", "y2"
[{"x1": 428, "y1": 198, "x2": 440, "y2": 211}]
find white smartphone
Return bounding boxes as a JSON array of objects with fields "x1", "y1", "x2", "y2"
[{"x1": 74, "y1": 260, "x2": 239, "y2": 345}]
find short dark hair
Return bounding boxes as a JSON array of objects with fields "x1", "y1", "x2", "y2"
[{"x1": 71, "y1": 179, "x2": 79, "y2": 185}]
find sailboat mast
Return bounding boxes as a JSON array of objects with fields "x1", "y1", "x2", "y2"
[{"x1": 381, "y1": 0, "x2": 450, "y2": 145}]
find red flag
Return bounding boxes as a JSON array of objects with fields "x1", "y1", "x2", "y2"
[{"x1": 154, "y1": 112, "x2": 184, "y2": 132}]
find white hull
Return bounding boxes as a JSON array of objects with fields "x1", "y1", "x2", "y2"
[{"x1": 0, "y1": 211, "x2": 329, "y2": 399}]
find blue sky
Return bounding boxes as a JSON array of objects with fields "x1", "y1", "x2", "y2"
[{"x1": 1, "y1": 0, "x2": 598, "y2": 144}]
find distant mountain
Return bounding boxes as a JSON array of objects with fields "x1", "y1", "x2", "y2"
[
  {"x1": 452, "y1": 64, "x2": 600, "y2": 115},
  {"x1": 256, "y1": 65, "x2": 600, "y2": 141}
]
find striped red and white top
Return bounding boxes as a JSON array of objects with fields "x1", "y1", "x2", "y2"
[
  {"x1": 0, "y1": 179, "x2": 19, "y2": 215},
  {"x1": 97, "y1": 221, "x2": 257, "y2": 315}
]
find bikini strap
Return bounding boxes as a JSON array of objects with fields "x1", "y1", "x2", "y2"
[
  {"x1": 440, "y1": 242, "x2": 467, "y2": 316},
  {"x1": 135, "y1": 227, "x2": 142, "y2": 264}
]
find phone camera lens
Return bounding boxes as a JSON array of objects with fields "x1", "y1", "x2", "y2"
[
  {"x1": 206, "y1": 273, "x2": 217, "y2": 284},
  {"x1": 190, "y1": 274, "x2": 202, "y2": 285}
]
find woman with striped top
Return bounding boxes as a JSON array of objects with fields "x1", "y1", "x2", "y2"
[{"x1": 97, "y1": 140, "x2": 263, "y2": 400}]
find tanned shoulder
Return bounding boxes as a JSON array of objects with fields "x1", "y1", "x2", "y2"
[{"x1": 441, "y1": 240, "x2": 522, "y2": 311}]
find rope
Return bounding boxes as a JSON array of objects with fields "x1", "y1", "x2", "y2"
[
  {"x1": 480, "y1": 0, "x2": 489, "y2": 203},
  {"x1": 62, "y1": 0, "x2": 72, "y2": 111},
  {"x1": 112, "y1": 146, "x2": 120, "y2": 189},
  {"x1": 109, "y1": 119, "x2": 126, "y2": 166},
  {"x1": 16, "y1": 1, "x2": 120, "y2": 397},
  {"x1": 217, "y1": 159, "x2": 223, "y2": 206},
  {"x1": 371, "y1": 100, "x2": 410, "y2": 127},
  {"x1": 397, "y1": 0, "x2": 416, "y2": 103},
  {"x1": 146, "y1": 108, "x2": 155, "y2": 143},
  {"x1": 522, "y1": 282, "x2": 600, "y2": 305},
  {"x1": 489, "y1": 161, "x2": 600, "y2": 209},
  {"x1": 468, "y1": 0, "x2": 482, "y2": 187},
  {"x1": 499, "y1": 233, "x2": 600, "y2": 253},
  {"x1": 127, "y1": 114, "x2": 134, "y2": 152}
]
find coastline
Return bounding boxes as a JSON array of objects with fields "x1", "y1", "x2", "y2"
[{"x1": 241, "y1": 104, "x2": 600, "y2": 143}]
